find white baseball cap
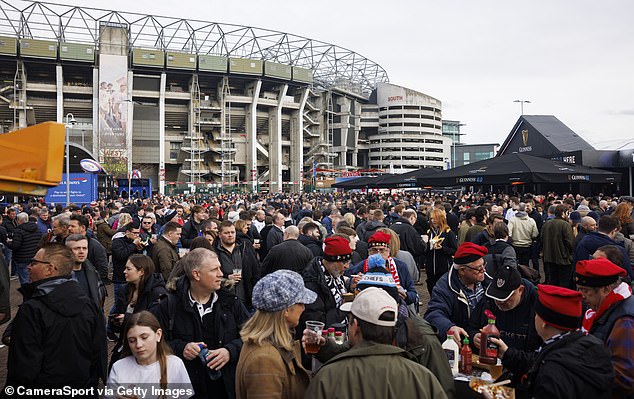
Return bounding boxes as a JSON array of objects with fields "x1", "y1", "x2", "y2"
[{"x1": 340, "y1": 287, "x2": 397, "y2": 327}]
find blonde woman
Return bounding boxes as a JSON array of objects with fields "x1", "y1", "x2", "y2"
[
  {"x1": 236, "y1": 270, "x2": 316, "y2": 399},
  {"x1": 424, "y1": 208, "x2": 457, "y2": 296}
]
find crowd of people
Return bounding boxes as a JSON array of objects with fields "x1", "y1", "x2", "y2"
[{"x1": 0, "y1": 190, "x2": 633, "y2": 398}]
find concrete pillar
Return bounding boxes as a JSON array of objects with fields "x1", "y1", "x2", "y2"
[
  {"x1": 291, "y1": 88, "x2": 310, "y2": 193},
  {"x1": 92, "y1": 67, "x2": 99, "y2": 159},
  {"x1": 338, "y1": 96, "x2": 351, "y2": 168},
  {"x1": 269, "y1": 84, "x2": 288, "y2": 192},
  {"x1": 159, "y1": 73, "x2": 166, "y2": 195},
  {"x1": 245, "y1": 80, "x2": 261, "y2": 192},
  {"x1": 126, "y1": 71, "x2": 134, "y2": 183},
  {"x1": 16, "y1": 61, "x2": 27, "y2": 129},
  {"x1": 56, "y1": 65, "x2": 63, "y2": 123}
]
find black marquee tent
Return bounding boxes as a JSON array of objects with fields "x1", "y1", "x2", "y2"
[
  {"x1": 332, "y1": 168, "x2": 443, "y2": 190},
  {"x1": 373, "y1": 168, "x2": 442, "y2": 188},
  {"x1": 331, "y1": 175, "x2": 388, "y2": 189},
  {"x1": 416, "y1": 153, "x2": 621, "y2": 187}
]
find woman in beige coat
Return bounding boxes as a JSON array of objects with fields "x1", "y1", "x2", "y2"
[{"x1": 235, "y1": 270, "x2": 317, "y2": 399}]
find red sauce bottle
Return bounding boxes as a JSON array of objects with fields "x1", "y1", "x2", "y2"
[
  {"x1": 459, "y1": 337, "x2": 472, "y2": 374},
  {"x1": 479, "y1": 310, "x2": 500, "y2": 365}
]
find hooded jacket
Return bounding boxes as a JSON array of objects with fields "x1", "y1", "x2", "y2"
[
  {"x1": 508, "y1": 212, "x2": 539, "y2": 247},
  {"x1": 360, "y1": 220, "x2": 387, "y2": 242},
  {"x1": 6, "y1": 277, "x2": 107, "y2": 388},
  {"x1": 502, "y1": 331, "x2": 615, "y2": 399},
  {"x1": 298, "y1": 234, "x2": 323, "y2": 257}
]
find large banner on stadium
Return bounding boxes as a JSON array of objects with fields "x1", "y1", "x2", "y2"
[{"x1": 98, "y1": 54, "x2": 129, "y2": 178}]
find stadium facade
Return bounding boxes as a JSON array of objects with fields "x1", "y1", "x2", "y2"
[{"x1": 0, "y1": 0, "x2": 450, "y2": 194}]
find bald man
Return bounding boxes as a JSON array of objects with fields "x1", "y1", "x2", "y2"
[{"x1": 261, "y1": 225, "x2": 314, "y2": 276}]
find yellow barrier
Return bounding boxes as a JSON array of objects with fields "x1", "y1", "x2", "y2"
[{"x1": 0, "y1": 122, "x2": 65, "y2": 195}]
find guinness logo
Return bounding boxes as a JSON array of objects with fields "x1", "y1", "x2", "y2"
[
  {"x1": 522, "y1": 129, "x2": 529, "y2": 146},
  {"x1": 497, "y1": 278, "x2": 505, "y2": 288}
]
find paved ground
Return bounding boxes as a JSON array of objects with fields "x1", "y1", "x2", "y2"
[{"x1": 0, "y1": 267, "x2": 440, "y2": 388}]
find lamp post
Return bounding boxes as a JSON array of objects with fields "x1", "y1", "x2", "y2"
[
  {"x1": 513, "y1": 99, "x2": 531, "y2": 115},
  {"x1": 65, "y1": 113, "x2": 76, "y2": 207}
]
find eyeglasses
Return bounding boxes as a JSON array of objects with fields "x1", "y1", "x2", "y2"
[
  {"x1": 462, "y1": 261, "x2": 486, "y2": 273},
  {"x1": 30, "y1": 258, "x2": 52, "y2": 266}
]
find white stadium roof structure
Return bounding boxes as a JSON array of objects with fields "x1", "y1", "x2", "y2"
[{"x1": 0, "y1": 0, "x2": 389, "y2": 96}]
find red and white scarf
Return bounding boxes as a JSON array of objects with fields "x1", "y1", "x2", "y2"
[
  {"x1": 363, "y1": 256, "x2": 400, "y2": 285},
  {"x1": 582, "y1": 282, "x2": 632, "y2": 332}
]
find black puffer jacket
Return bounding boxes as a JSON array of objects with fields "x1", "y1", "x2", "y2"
[
  {"x1": 8, "y1": 221, "x2": 42, "y2": 263},
  {"x1": 181, "y1": 218, "x2": 205, "y2": 248},
  {"x1": 151, "y1": 276, "x2": 250, "y2": 399},
  {"x1": 502, "y1": 330, "x2": 614, "y2": 399},
  {"x1": 6, "y1": 277, "x2": 106, "y2": 388}
]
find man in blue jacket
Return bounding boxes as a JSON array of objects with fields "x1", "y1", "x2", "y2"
[
  {"x1": 424, "y1": 242, "x2": 491, "y2": 343},
  {"x1": 574, "y1": 215, "x2": 633, "y2": 278}
]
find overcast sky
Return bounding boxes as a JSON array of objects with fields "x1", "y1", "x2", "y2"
[{"x1": 52, "y1": 0, "x2": 634, "y2": 147}]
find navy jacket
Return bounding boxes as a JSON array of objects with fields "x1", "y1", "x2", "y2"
[
  {"x1": 424, "y1": 266, "x2": 491, "y2": 341},
  {"x1": 574, "y1": 232, "x2": 633, "y2": 278}
]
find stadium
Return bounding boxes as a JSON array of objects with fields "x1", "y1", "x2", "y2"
[{"x1": 0, "y1": 0, "x2": 451, "y2": 195}]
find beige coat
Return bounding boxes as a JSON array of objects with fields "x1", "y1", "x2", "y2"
[{"x1": 236, "y1": 340, "x2": 310, "y2": 399}]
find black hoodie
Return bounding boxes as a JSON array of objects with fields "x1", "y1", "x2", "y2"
[{"x1": 6, "y1": 277, "x2": 107, "y2": 388}]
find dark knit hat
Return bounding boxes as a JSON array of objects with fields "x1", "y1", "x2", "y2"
[
  {"x1": 368, "y1": 231, "x2": 391, "y2": 248},
  {"x1": 323, "y1": 235, "x2": 352, "y2": 262},
  {"x1": 575, "y1": 258, "x2": 626, "y2": 287},
  {"x1": 535, "y1": 284, "x2": 582, "y2": 331},
  {"x1": 453, "y1": 242, "x2": 488, "y2": 265}
]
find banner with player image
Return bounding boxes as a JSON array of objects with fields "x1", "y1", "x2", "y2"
[{"x1": 98, "y1": 53, "x2": 129, "y2": 178}]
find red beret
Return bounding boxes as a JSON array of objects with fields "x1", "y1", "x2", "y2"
[
  {"x1": 323, "y1": 236, "x2": 352, "y2": 262},
  {"x1": 535, "y1": 284, "x2": 582, "y2": 331},
  {"x1": 453, "y1": 242, "x2": 488, "y2": 264},
  {"x1": 575, "y1": 258, "x2": 627, "y2": 287},
  {"x1": 368, "y1": 231, "x2": 391, "y2": 248}
]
